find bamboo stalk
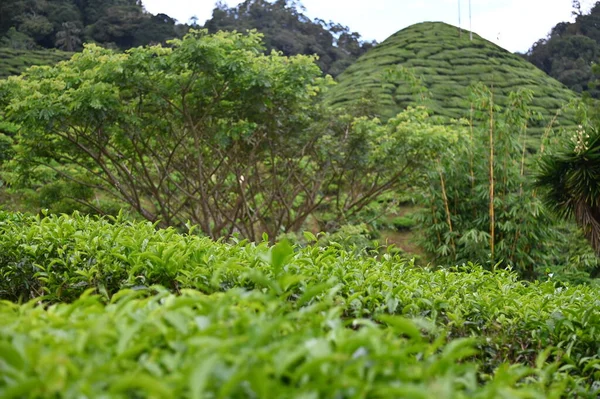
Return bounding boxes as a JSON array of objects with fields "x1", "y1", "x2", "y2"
[
  {"x1": 469, "y1": 104, "x2": 476, "y2": 220},
  {"x1": 513, "y1": 111, "x2": 529, "y2": 259},
  {"x1": 431, "y1": 205, "x2": 442, "y2": 245},
  {"x1": 458, "y1": 0, "x2": 462, "y2": 37},
  {"x1": 539, "y1": 109, "x2": 559, "y2": 156},
  {"x1": 469, "y1": 104, "x2": 475, "y2": 191},
  {"x1": 488, "y1": 91, "x2": 495, "y2": 262},
  {"x1": 469, "y1": 0, "x2": 473, "y2": 41},
  {"x1": 519, "y1": 121, "x2": 528, "y2": 195},
  {"x1": 437, "y1": 160, "x2": 456, "y2": 254}
]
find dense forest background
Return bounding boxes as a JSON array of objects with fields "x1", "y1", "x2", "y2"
[
  {"x1": 0, "y1": 0, "x2": 185, "y2": 51},
  {"x1": 525, "y1": 1, "x2": 600, "y2": 97},
  {"x1": 0, "y1": 0, "x2": 374, "y2": 77}
]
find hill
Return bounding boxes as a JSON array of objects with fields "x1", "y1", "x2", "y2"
[
  {"x1": 325, "y1": 22, "x2": 578, "y2": 145},
  {"x1": 0, "y1": 48, "x2": 72, "y2": 79}
]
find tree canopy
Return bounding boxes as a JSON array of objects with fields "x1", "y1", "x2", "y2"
[
  {"x1": 526, "y1": 1, "x2": 600, "y2": 97},
  {"x1": 0, "y1": 0, "x2": 185, "y2": 52},
  {"x1": 203, "y1": 0, "x2": 375, "y2": 77},
  {"x1": 0, "y1": 30, "x2": 443, "y2": 240}
]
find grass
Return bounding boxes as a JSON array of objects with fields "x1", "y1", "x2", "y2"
[
  {"x1": 325, "y1": 22, "x2": 578, "y2": 146},
  {"x1": 0, "y1": 48, "x2": 72, "y2": 80}
]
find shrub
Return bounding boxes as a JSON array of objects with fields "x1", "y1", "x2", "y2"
[
  {"x1": 391, "y1": 216, "x2": 417, "y2": 231},
  {"x1": 0, "y1": 288, "x2": 582, "y2": 398},
  {"x1": 1, "y1": 211, "x2": 600, "y2": 393}
]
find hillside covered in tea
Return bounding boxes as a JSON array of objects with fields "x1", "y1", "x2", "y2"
[
  {"x1": 325, "y1": 22, "x2": 578, "y2": 144},
  {"x1": 0, "y1": 48, "x2": 71, "y2": 79}
]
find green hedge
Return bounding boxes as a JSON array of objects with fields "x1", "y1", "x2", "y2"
[
  {"x1": 0, "y1": 288, "x2": 577, "y2": 398},
  {"x1": 1, "y1": 211, "x2": 600, "y2": 395}
]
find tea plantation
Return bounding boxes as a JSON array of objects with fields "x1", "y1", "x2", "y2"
[
  {"x1": 1, "y1": 211, "x2": 599, "y2": 397},
  {"x1": 0, "y1": 48, "x2": 72, "y2": 80},
  {"x1": 325, "y1": 22, "x2": 578, "y2": 148}
]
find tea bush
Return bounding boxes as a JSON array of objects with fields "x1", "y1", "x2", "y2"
[
  {"x1": 0, "y1": 213, "x2": 600, "y2": 397},
  {"x1": 0, "y1": 288, "x2": 582, "y2": 398},
  {"x1": 0, "y1": 48, "x2": 71, "y2": 79},
  {"x1": 389, "y1": 216, "x2": 417, "y2": 231}
]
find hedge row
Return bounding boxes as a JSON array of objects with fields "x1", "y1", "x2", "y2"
[
  {"x1": 1, "y1": 288, "x2": 581, "y2": 398},
  {"x1": 0, "y1": 211, "x2": 599, "y2": 395}
]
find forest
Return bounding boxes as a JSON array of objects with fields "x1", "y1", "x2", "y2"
[
  {"x1": 0, "y1": 0, "x2": 373, "y2": 76},
  {"x1": 526, "y1": 1, "x2": 600, "y2": 97},
  {"x1": 1, "y1": 0, "x2": 600, "y2": 397}
]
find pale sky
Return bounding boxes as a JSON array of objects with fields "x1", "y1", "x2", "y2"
[{"x1": 143, "y1": 0, "x2": 595, "y2": 53}]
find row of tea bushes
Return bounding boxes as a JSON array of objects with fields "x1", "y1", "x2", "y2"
[
  {"x1": 0, "y1": 211, "x2": 599, "y2": 393},
  {"x1": 0, "y1": 288, "x2": 583, "y2": 398}
]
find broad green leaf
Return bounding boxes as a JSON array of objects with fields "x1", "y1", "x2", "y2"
[
  {"x1": 189, "y1": 355, "x2": 218, "y2": 399},
  {"x1": 377, "y1": 315, "x2": 423, "y2": 341},
  {"x1": 271, "y1": 239, "x2": 293, "y2": 275}
]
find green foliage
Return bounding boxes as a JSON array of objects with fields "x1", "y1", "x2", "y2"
[
  {"x1": 0, "y1": 0, "x2": 374, "y2": 78},
  {"x1": 537, "y1": 108, "x2": 600, "y2": 258},
  {"x1": 54, "y1": 21, "x2": 82, "y2": 51},
  {"x1": 316, "y1": 223, "x2": 378, "y2": 252},
  {"x1": 204, "y1": 0, "x2": 375, "y2": 77},
  {"x1": 1, "y1": 211, "x2": 600, "y2": 395},
  {"x1": 0, "y1": 31, "x2": 444, "y2": 240},
  {"x1": 527, "y1": 3, "x2": 600, "y2": 98},
  {"x1": 325, "y1": 22, "x2": 578, "y2": 147},
  {"x1": 0, "y1": 288, "x2": 577, "y2": 398},
  {"x1": 0, "y1": 0, "x2": 185, "y2": 52},
  {"x1": 0, "y1": 47, "x2": 71, "y2": 79},
  {"x1": 418, "y1": 86, "x2": 596, "y2": 280},
  {"x1": 544, "y1": 221, "x2": 600, "y2": 286},
  {"x1": 391, "y1": 215, "x2": 417, "y2": 231},
  {"x1": 0, "y1": 27, "x2": 36, "y2": 50}
]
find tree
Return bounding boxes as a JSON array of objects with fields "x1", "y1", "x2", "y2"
[
  {"x1": 573, "y1": 0, "x2": 583, "y2": 17},
  {"x1": 1, "y1": 30, "x2": 440, "y2": 241},
  {"x1": 0, "y1": 27, "x2": 37, "y2": 49},
  {"x1": 17, "y1": 14, "x2": 54, "y2": 44},
  {"x1": 55, "y1": 21, "x2": 82, "y2": 51},
  {"x1": 133, "y1": 13, "x2": 181, "y2": 47},
  {"x1": 537, "y1": 119, "x2": 600, "y2": 255},
  {"x1": 0, "y1": 0, "x2": 184, "y2": 52},
  {"x1": 527, "y1": 2, "x2": 600, "y2": 97},
  {"x1": 203, "y1": 0, "x2": 374, "y2": 76},
  {"x1": 87, "y1": 4, "x2": 145, "y2": 49},
  {"x1": 0, "y1": 0, "x2": 26, "y2": 36}
]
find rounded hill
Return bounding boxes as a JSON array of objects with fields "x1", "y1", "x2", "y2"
[{"x1": 325, "y1": 22, "x2": 578, "y2": 143}]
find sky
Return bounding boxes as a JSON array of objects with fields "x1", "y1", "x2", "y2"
[{"x1": 142, "y1": 0, "x2": 596, "y2": 53}]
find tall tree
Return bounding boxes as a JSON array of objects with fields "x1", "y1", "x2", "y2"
[
  {"x1": 527, "y1": 1, "x2": 600, "y2": 97},
  {"x1": 203, "y1": 0, "x2": 375, "y2": 76},
  {"x1": 0, "y1": 30, "x2": 439, "y2": 241},
  {"x1": 55, "y1": 21, "x2": 82, "y2": 51}
]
